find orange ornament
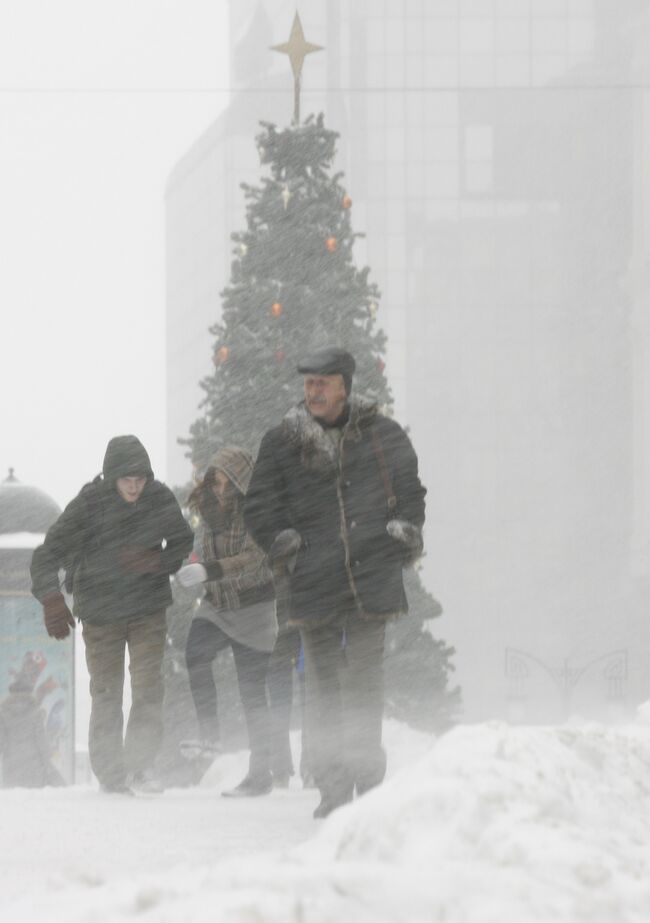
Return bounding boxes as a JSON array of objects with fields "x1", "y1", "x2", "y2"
[
  {"x1": 271, "y1": 301, "x2": 283, "y2": 318},
  {"x1": 326, "y1": 237, "x2": 338, "y2": 252},
  {"x1": 342, "y1": 195, "x2": 352, "y2": 209},
  {"x1": 214, "y1": 346, "x2": 229, "y2": 365}
]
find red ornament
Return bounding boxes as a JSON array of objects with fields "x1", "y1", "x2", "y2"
[
  {"x1": 275, "y1": 349, "x2": 286, "y2": 363},
  {"x1": 271, "y1": 301, "x2": 283, "y2": 318},
  {"x1": 214, "y1": 346, "x2": 229, "y2": 365},
  {"x1": 326, "y1": 237, "x2": 338, "y2": 252},
  {"x1": 342, "y1": 195, "x2": 352, "y2": 209},
  {"x1": 376, "y1": 357, "x2": 385, "y2": 373}
]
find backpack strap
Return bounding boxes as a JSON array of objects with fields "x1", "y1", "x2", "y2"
[{"x1": 371, "y1": 426, "x2": 397, "y2": 513}]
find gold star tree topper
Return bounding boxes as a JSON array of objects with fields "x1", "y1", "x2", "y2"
[{"x1": 271, "y1": 12, "x2": 323, "y2": 124}]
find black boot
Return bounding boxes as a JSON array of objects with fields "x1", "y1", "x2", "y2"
[{"x1": 222, "y1": 771, "x2": 273, "y2": 798}]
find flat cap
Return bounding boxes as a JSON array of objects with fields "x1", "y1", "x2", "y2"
[{"x1": 297, "y1": 347, "x2": 356, "y2": 384}]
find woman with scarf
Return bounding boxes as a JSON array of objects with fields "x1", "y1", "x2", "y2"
[{"x1": 176, "y1": 446, "x2": 278, "y2": 797}]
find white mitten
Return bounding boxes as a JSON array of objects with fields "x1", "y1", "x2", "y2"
[{"x1": 176, "y1": 563, "x2": 208, "y2": 587}]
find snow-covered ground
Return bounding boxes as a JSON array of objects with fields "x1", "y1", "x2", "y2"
[{"x1": 3, "y1": 714, "x2": 650, "y2": 922}]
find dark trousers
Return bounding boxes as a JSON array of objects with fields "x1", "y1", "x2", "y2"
[
  {"x1": 82, "y1": 613, "x2": 167, "y2": 788},
  {"x1": 300, "y1": 610, "x2": 386, "y2": 805},
  {"x1": 185, "y1": 618, "x2": 271, "y2": 778},
  {"x1": 266, "y1": 626, "x2": 301, "y2": 778}
]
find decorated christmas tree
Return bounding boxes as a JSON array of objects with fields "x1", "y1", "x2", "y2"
[
  {"x1": 184, "y1": 114, "x2": 389, "y2": 468},
  {"x1": 180, "y1": 17, "x2": 460, "y2": 732}
]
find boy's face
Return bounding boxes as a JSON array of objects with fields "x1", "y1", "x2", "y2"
[{"x1": 116, "y1": 476, "x2": 146, "y2": 503}]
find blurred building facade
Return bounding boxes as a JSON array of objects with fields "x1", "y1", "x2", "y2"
[{"x1": 166, "y1": 0, "x2": 649, "y2": 720}]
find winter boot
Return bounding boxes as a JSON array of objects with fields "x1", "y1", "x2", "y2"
[
  {"x1": 222, "y1": 771, "x2": 273, "y2": 798},
  {"x1": 128, "y1": 769, "x2": 165, "y2": 794}
]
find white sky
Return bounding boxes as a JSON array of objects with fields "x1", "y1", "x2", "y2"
[{"x1": 0, "y1": 0, "x2": 230, "y2": 508}]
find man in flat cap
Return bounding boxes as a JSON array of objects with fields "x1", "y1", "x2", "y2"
[{"x1": 245, "y1": 347, "x2": 426, "y2": 818}]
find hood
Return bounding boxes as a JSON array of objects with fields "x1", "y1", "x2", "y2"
[
  {"x1": 102, "y1": 435, "x2": 153, "y2": 486},
  {"x1": 209, "y1": 446, "x2": 254, "y2": 496}
]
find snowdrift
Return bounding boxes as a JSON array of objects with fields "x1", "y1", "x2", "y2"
[{"x1": 4, "y1": 716, "x2": 650, "y2": 922}]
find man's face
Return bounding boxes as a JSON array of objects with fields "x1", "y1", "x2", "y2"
[
  {"x1": 116, "y1": 476, "x2": 147, "y2": 503},
  {"x1": 304, "y1": 373, "x2": 347, "y2": 423}
]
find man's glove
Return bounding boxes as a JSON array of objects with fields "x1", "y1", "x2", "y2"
[
  {"x1": 42, "y1": 591, "x2": 76, "y2": 640},
  {"x1": 268, "y1": 529, "x2": 301, "y2": 574},
  {"x1": 386, "y1": 519, "x2": 423, "y2": 565},
  {"x1": 118, "y1": 546, "x2": 163, "y2": 575}
]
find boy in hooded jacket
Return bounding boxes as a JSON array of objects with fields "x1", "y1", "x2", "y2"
[{"x1": 30, "y1": 435, "x2": 194, "y2": 794}]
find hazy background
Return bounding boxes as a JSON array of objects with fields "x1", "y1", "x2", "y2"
[
  {"x1": 163, "y1": 0, "x2": 650, "y2": 721},
  {"x1": 3, "y1": 0, "x2": 650, "y2": 723},
  {"x1": 0, "y1": 0, "x2": 230, "y2": 504}
]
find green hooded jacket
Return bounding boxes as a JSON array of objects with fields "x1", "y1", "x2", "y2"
[{"x1": 31, "y1": 435, "x2": 194, "y2": 624}]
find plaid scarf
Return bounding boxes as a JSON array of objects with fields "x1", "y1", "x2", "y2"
[{"x1": 201, "y1": 495, "x2": 273, "y2": 611}]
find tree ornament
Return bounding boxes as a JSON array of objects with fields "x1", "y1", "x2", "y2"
[
  {"x1": 257, "y1": 144, "x2": 266, "y2": 163},
  {"x1": 376, "y1": 357, "x2": 385, "y2": 373},
  {"x1": 214, "y1": 346, "x2": 229, "y2": 365},
  {"x1": 342, "y1": 194, "x2": 352, "y2": 209},
  {"x1": 326, "y1": 236, "x2": 338, "y2": 252},
  {"x1": 368, "y1": 301, "x2": 378, "y2": 319},
  {"x1": 271, "y1": 302, "x2": 283, "y2": 318},
  {"x1": 239, "y1": 243, "x2": 248, "y2": 256},
  {"x1": 281, "y1": 185, "x2": 291, "y2": 210}
]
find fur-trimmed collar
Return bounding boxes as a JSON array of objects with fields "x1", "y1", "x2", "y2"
[{"x1": 283, "y1": 397, "x2": 378, "y2": 478}]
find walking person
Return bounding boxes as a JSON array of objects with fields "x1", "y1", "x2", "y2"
[
  {"x1": 30, "y1": 435, "x2": 194, "y2": 794},
  {"x1": 244, "y1": 347, "x2": 426, "y2": 818},
  {"x1": 176, "y1": 446, "x2": 278, "y2": 797}
]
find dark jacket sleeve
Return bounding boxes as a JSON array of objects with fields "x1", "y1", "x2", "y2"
[
  {"x1": 30, "y1": 490, "x2": 92, "y2": 602},
  {"x1": 382, "y1": 419, "x2": 426, "y2": 529},
  {"x1": 244, "y1": 429, "x2": 294, "y2": 553},
  {"x1": 158, "y1": 486, "x2": 194, "y2": 574}
]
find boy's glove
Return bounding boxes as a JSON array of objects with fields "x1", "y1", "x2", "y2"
[
  {"x1": 42, "y1": 591, "x2": 76, "y2": 640},
  {"x1": 386, "y1": 519, "x2": 423, "y2": 564}
]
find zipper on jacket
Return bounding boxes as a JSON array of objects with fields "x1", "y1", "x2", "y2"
[{"x1": 336, "y1": 434, "x2": 365, "y2": 617}]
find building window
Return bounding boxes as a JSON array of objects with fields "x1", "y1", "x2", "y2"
[{"x1": 464, "y1": 124, "x2": 494, "y2": 195}]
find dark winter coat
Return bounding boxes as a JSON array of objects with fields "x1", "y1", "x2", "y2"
[
  {"x1": 244, "y1": 397, "x2": 426, "y2": 626},
  {"x1": 0, "y1": 690, "x2": 58, "y2": 788},
  {"x1": 30, "y1": 437, "x2": 194, "y2": 624}
]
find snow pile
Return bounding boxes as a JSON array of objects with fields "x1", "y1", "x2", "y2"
[{"x1": 4, "y1": 717, "x2": 650, "y2": 922}]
